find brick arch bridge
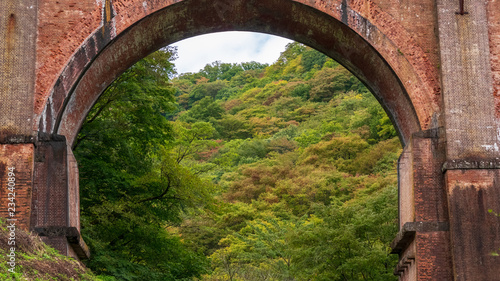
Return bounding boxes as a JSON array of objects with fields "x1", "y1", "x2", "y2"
[{"x1": 1, "y1": 0, "x2": 499, "y2": 280}]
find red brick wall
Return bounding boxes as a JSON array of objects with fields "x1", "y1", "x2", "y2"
[
  {"x1": 0, "y1": 144, "x2": 34, "y2": 230},
  {"x1": 374, "y1": 0, "x2": 440, "y2": 75},
  {"x1": 487, "y1": 0, "x2": 500, "y2": 118},
  {"x1": 397, "y1": 130, "x2": 453, "y2": 281},
  {"x1": 445, "y1": 169, "x2": 500, "y2": 281},
  {"x1": 349, "y1": 0, "x2": 441, "y2": 128},
  {"x1": 411, "y1": 134, "x2": 448, "y2": 223},
  {"x1": 398, "y1": 130, "x2": 449, "y2": 227},
  {"x1": 113, "y1": 0, "x2": 180, "y2": 34},
  {"x1": 0, "y1": 0, "x2": 37, "y2": 142},
  {"x1": 31, "y1": 138, "x2": 68, "y2": 229},
  {"x1": 415, "y1": 232, "x2": 453, "y2": 280},
  {"x1": 35, "y1": 0, "x2": 102, "y2": 118}
]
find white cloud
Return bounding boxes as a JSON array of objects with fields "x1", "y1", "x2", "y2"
[{"x1": 169, "y1": 31, "x2": 293, "y2": 74}]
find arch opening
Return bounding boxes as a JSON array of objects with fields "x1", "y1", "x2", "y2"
[{"x1": 73, "y1": 36, "x2": 404, "y2": 280}]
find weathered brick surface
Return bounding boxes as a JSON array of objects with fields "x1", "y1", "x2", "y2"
[
  {"x1": 35, "y1": 0, "x2": 102, "y2": 119},
  {"x1": 437, "y1": 0, "x2": 499, "y2": 160},
  {"x1": 415, "y1": 232, "x2": 453, "y2": 280},
  {"x1": 400, "y1": 266, "x2": 417, "y2": 281},
  {"x1": 0, "y1": 0, "x2": 37, "y2": 142},
  {"x1": 395, "y1": 129, "x2": 452, "y2": 281},
  {"x1": 32, "y1": 138, "x2": 68, "y2": 228},
  {"x1": 411, "y1": 132, "x2": 448, "y2": 223},
  {"x1": 113, "y1": 0, "x2": 180, "y2": 34},
  {"x1": 487, "y1": 0, "x2": 500, "y2": 118},
  {"x1": 446, "y1": 169, "x2": 500, "y2": 281},
  {"x1": 348, "y1": 0, "x2": 441, "y2": 128},
  {"x1": 0, "y1": 144, "x2": 34, "y2": 230},
  {"x1": 398, "y1": 129, "x2": 448, "y2": 227},
  {"x1": 374, "y1": 0, "x2": 440, "y2": 76},
  {"x1": 30, "y1": 136, "x2": 89, "y2": 260},
  {"x1": 398, "y1": 240, "x2": 417, "y2": 281}
]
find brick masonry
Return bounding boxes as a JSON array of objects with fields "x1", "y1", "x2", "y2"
[
  {"x1": 0, "y1": 0, "x2": 37, "y2": 142},
  {"x1": 415, "y1": 232, "x2": 453, "y2": 280},
  {"x1": 31, "y1": 136, "x2": 69, "y2": 228},
  {"x1": 35, "y1": 0, "x2": 102, "y2": 117},
  {"x1": 487, "y1": 0, "x2": 500, "y2": 118},
  {"x1": 35, "y1": 0, "x2": 443, "y2": 146},
  {"x1": 410, "y1": 130, "x2": 448, "y2": 223},
  {"x1": 67, "y1": 148, "x2": 80, "y2": 231},
  {"x1": 0, "y1": 144, "x2": 34, "y2": 230},
  {"x1": 394, "y1": 128, "x2": 453, "y2": 280},
  {"x1": 29, "y1": 135, "x2": 88, "y2": 260},
  {"x1": 399, "y1": 239, "x2": 417, "y2": 281},
  {"x1": 446, "y1": 169, "x2": 500, "y2": 281},
  {"x1": 437, "y1": 0, "x2": 499, "y2": 160},
  {"x1": 0, "y1": 0, "x2": 499, "y2": 278}
]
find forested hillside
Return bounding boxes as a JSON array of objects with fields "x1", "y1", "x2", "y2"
[{"x1": 74, "y1": 42, "x2": 401, "y2": 281}]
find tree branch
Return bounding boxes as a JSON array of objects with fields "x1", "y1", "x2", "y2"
[{"x1": 138, "y1": 175, "x2": 175, "y2": 203}]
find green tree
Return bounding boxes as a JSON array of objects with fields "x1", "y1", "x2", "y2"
[
  {"x1": 209, "y1": 217, "x2": 303, "y2": 281},
  {"x1": 308, "y1": 67, "x2": 362, "y2": 102},
  {"x1": 189, "y1": 79, "x2": 229, "y2": 105},
  {"x1": 75, "y1": 48, "x2": 212, "y2": 280},
  {"x1": 201, "y1": 61, "x2": 248, "y2": 82},
  {"x1": 179, "y1": 96, "x2": 225, "y2": 123},
  {"x1": 301, "y1": 48, "x2": 327, "y2": 72},
  {"x1": 241, "y1": 61, "x2": 268, "y2": 71},
  {"x1": 213, "y1": 115, "x2": 253, "y2": 140},
  {"x1": 293, "y1": 187, "x2": 398, "y2": 281}
]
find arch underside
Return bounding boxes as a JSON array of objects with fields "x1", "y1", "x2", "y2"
[{"x1": 39, "y1": 0, "x2": 432, "y2": 147}]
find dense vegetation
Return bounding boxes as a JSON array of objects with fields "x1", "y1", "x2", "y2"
[{"x1": 74, "y1": 42, "x2": 401, "y2": 280}]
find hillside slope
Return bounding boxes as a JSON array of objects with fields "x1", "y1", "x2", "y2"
[
  {"x1": 0, "y1": 219, "x2": 97, "y2": 280},
  {"x1": 73, "y1": 42, "x2": 402, "y2": 280}
]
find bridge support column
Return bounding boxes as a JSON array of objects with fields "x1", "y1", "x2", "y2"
[
  {"x1": 30, "y1": 134, "x2": 89, "y2": 260},
  {"x1": 0, "y1": 0, "x2": 39, "y2": 248},
  {"x1": 392, "y1": 129, "x2": 454, "y2": 281},
  {"x1": 394, "y1": 135, "x2": 500, "y2": 281},
  {"x1": 435, "y1": 0, "x2": 500, "y2": 280}
]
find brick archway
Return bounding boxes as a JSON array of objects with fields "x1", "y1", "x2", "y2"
[
  {"x1": 2, "y1": 1, "x2": 499, "y2": 280},
  {"x1": 36, "y1": 0, "x2": 440, "y2": 147}
]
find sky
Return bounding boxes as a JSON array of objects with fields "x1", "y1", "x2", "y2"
[{"x1": 169, "y1": 31, "x2": 293, "y2": 75}]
